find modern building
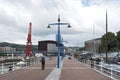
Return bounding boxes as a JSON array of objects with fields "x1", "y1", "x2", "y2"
[
  {"x1": 38, "y1": 40, "x2": 63, "y2": 56},
  {"x1": 0, "y1": 47, "x2": 4, "y2": 52},
  {"x1": 0, "y1": 46, "x2": 16, "y2": 53},
  {"x1": 85, "y1": 38, "x2": 101, "y2": 53}
]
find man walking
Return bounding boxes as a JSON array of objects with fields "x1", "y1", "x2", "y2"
[{"x1": 40, "y1": 56, "x2": 45, "y2": 70}]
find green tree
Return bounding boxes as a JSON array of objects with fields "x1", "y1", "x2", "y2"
[
  {"x1": 101, "y1": 32, "x2": 117, "y2": 52},
  {"x1": 116, "y1": 31, "x2": 120, "y2": 53},
  {"x1": 78, "y1": 47, "x2": 85, "y2": 51}
]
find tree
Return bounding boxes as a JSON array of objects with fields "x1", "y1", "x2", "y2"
[
  {"x1": 116, "y1": 31, "x2": 120, "y2": 53},
  {"x1": 101, "y1": 32, "x2": 117, "y2": 52}
]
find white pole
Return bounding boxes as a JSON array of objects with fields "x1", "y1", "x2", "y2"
[
  {"x1": 94, "y1": 62, "x2": 96, "y2": 70},
  {"x1": 1, "y1": 63, "x2": 4, "y2": 74},
  {"x1": 101, "y1": 64, "x2": 102, "y2": 72},
  {"x1": 93, "y1": 24, "x2": 96, "y2": 56},
  {"x1": 13, "y1": 62, "x2": 15, "y2": 71},
  {"x1": 12, "y1": 53, "x2": 14, "y2": 59},
  {"x1": 111, "y1": 64, "x2": 113, "y2": 78},
  {"x1": 34, "y1": 58, "x2": 35, "y2": 64},
  {"x1": 26, "y1": 61, "x2": 27, "y2": 67}
]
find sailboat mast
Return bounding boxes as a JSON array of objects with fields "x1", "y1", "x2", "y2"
[
  {"x1": 105, "y1": 10, "x2": 108, "y2": 63},
  {"x1": 93, "y1": 24, "x2": 96, "y2": 56}
]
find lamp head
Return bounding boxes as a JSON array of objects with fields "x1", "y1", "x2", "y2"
[
  {"x1": 47, "y1": 25, "x2": 51, "y2": 28},
  {"x1": 67, "y1": 24, "x2": 71, "y2": 28}
]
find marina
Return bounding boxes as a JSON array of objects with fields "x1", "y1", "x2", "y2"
[{"x1": 0, "y1": 0, "x2": 120, "y2": 80}]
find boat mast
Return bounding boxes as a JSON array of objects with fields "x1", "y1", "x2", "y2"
[
  {"x1": 93, "y1": 24, "x2": 96, "y2": 56},
  {"x1": 105, "y1": 10, "x2": 108, "y2": 63}
]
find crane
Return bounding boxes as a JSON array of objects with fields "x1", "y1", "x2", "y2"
[{"x1": 25, "y1": 22, "x2": 33, "y2": 58}]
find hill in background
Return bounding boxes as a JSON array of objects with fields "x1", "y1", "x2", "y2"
[{"x1": 0, "y1": 42, "x2": 38, "y2": 52}]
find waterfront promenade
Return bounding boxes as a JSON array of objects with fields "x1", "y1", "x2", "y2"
[
  {"x1": 0, "y1": 57, "x2": 57, "y2": 80},
  {"x1": 60, "y1": 58, "x2": 112, "y2": 80},
  {"x1": 0, "y1": 57, "x2": 114, "y2": 80}
]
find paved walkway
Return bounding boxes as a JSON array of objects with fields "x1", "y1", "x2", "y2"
[
  {"x1": 45, "y1": 59, "x2": 64, "y2": 80},
  {"x1": 0, "y1": 57, "x2": 115, "y2": 80},
  {"x1": 0, "y1": 57, "x2": 57, "y2": 80},
  {"x1": 60, "y1": 58, "x2": 113, "y2": 80}
]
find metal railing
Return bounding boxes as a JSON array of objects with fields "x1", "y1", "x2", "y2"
[
  {"x1": 90, "y1": 61, "x2": 120, "y2": 80},
  {"x1": 0, "y1": 62, "x2": 17, "y2": 74},
  {"x1": 78, "y1": 57, "x2": 120, "y2": 80},
  {"x1": 94, "y1": 64, "x2": 120, "y2": 79},
  {"x1": 0, "y1": 58, "x2": 38, "y2": 75}
]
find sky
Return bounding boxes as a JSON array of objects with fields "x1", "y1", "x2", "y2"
[{"x1": 0, "y1": 0, "x2": 120, "y2": 47}]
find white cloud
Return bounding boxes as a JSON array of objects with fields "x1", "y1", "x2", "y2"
[{"x1": 0, "y1": 0, "x2": 120, "y2": 47}]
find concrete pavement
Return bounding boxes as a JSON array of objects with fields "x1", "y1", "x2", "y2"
[
  {"x1": 45, "y1": 59, "x2": 64, "y2": 80},
  {"x1": 0, "y1": 57, "x2": 115, "y2": 80},
  {"x1": 60, "y1": 58, "x2": 113, "y2": 80},
  {"x1": 0, "y1": 57, "x2": 57, "y2": 80}
]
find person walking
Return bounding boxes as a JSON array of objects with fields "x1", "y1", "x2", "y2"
[{"x1": 40, "y1": 56, "x2": 45, "y2": 70}]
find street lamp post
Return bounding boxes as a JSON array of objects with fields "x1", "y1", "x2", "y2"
[{"x1": 47, "y1": 15, "x2": 71, "y2": 68}]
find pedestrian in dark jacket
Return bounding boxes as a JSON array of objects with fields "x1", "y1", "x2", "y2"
[{"x1": 40, "y1": 56, "x2": 45, "y2": 70}]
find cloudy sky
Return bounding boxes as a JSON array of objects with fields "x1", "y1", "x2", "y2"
[{"x1": 0, "y1": 0, "x2": 120, "y2": 47}]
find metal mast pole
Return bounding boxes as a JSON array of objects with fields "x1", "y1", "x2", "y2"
[
  {"x1": 93, "y1": 24, "x2": 96, "y2": 56},
  {"x1": 105, "y1": 10, "x2": 108, "y2": 63}
]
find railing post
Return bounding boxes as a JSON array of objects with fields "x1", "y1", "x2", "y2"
[
  {"x1": 30, "y1": 59, "x2": 32, "y2": 66},
  {"x1": 34, "y1": 58, "x2": 35, "y2": 64},
  {"x1": 1, "y1": 63, "x2": 4, "y2": 74},
  {"x1": 94, "y1": 61, "x2": 95, "y2": 69},
  {"x1": 13, "y1": 62, "x2": 15, "y2": 71},
  {"x1": 26, "y1": 60, "x2": 27, "y2": 67},
  {"x1": 110, "y1": 64, "x2": 113, "y2": 78},
  {"x1": 101, "y1": 64, "x2": 103, "y2": 72}
]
